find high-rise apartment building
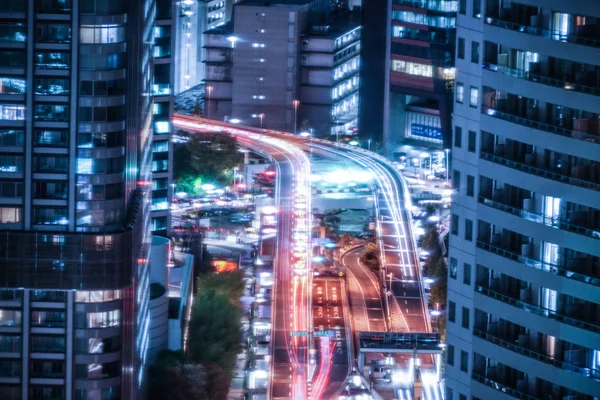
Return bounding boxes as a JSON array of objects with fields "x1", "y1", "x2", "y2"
[
  {"x1": 152, "y1": 0, "x2": 175, "y2": 236},
  {"x1": 447, "y1": 1, "x2": 600, "y2": 399},
  {"x1": 384, "y1": 0, "x2": 457, "y2": 152},
  {"x1": 0, "y1": 1, "x2": 154, "y2": 399}
]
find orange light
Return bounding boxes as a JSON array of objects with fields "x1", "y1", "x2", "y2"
[{"x1": 265, "y1": 171, "x2": 275, "y2": 176}]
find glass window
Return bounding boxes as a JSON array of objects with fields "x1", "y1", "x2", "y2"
[
  {"x1": 31, "y1": 311, "x2": 66, "y2": 328},
  {"x1": 455, "y1": 83, "x2": 464, "y2": 103},
  {"x1": 0, "y1": 335, "x2": 20, "y2": 352},
  {"x1": 34, "y1": 155, "x2": 68, "y2": 173},
  {"x1": 30, "y1": 360, "x2": 65, "y2": 378},
  {"x1": 391, "y1": 60, "x2": 433, "y2": 78},
  {"x1": 0, "y1": 155, "x2": 23, "y2": 172},
  {"x1": 447, "y1": 344, "x2": 455, "y2": 365},
  {"x1": 468, "y1": 130, "x2": 476, "y2": 152},
  {"x1": 469, "y1": 86, "x2": 479, "y2": 108},
  {"x1": 36, "y1": 23, "x2": 71, "y2": 43},
  {"x1": 80, "y1": 25, "x2": 125, "y2": 44},
  {"x1": 36, "y1": 0, "x2": 72, "y2": 13},
  {"x1": 448, "y1": 301, "x2": 455, "y2": 322},
  {"x1": 35, "y1": 130, "x2": 68, "y2": 147},
  {"x1": 449, "y1": 257, "x2": 457, "y2": 279},
  {"x1": 32, "y1": 207, "x2": 68, "y2": 225},
  {"x1": 152, "y1": 216, "x2": 167, "y2": 231},
  {"x1": 459, "y1": 0, "x2": 466, "y2": 14},
  {"x1": 466, "y1": 175, "x2": 474, "y2": 197},
  {"x1": 0, "y1": 77, "x2": 26, "y2": 94},
  {"x1": 75, "y1": 290, "x2": 122, "y2": 303},
  {"x1": 472, "y1": 0, "x2": 481, "y2": 18},
  {"x1": 34, "y1": 78, "x2": 69, "y2": 95},
  {"x1": 75, "y1": 336, "x2": 121, "y2": 354},
  {"x1": 0, "y1": 50, "x2": 25, "y2": 68},
  {"x1": 0, "y1": 309, "x2": 21, "y2": 327},
  {"x1": 0, "y1": 360, "x2": 20, "y2": 377},
  {"x1": 471, "y1": 41, "x2": 480, "y2": 64},
  {"x1": 34, "y1": 181, "x2": 68, "y2": 200},
  {"x1": 30, "y1": 387, "x2": 64, "y2": 400},
  {"x1": 0, "y1": 207, "x2": 22, "y2": 224},
  {"x1": 35, "y1": 51, "x2": 70, "y2": 69},
  {"x1": 78, "y1": 310, "x2": 121, "y2": 328},
  {"x1": 31, "y1": 335, "x2": 66, "y2": 353},
  {"x1": 460, "y1": 350, "x2": 468, "y2": 372},
  {"x1": 457, "y1": 38, "x2": 465, "y2": 59},
  {"x1": 0, "y1": 22, "x2": 26, "y2": 43},
  {"x1": 451, "y1": 214, "x2": 458, "y2": 235},
  {"x1": 34, "y1": 104, "x2": 69, "y2": 122},
  {"x1": 461, "y1": 307, "x2": 470, "y2": 328},
  {"x1": 465, "y1": 219, "x2": 473, "y2": 241},
  {"x1": 463, "y1": 263, "x2": 471, "y2": 285},
  {"x1": 0, "y1": 104, "x2": 25, "y2": 120},
  {"x1": 452, "y1": 170, "x2": 460, "y2": 192},
  {"x1": 454, "y1": 126, "x2": 462, "y2": 148},
  {"x1": 0, "y1": 130, "x2": 24, "y2": 146}
]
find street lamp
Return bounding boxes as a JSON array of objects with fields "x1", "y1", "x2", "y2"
[
  {"x1": 206, "y1": 85, "x2": 214, "y2": 118},
  {"x1": 227, "y1": 36, "x2": 239, "y2": 48},
  {"x1": 259, "y1": 113, "x2": 265, "y2": 129},
  {"x1": 367, "y1": 138, "x2": 372, "y2": 151},
  {"x1": 292, "y1": 99, "x2": 300, "y2": 134}
]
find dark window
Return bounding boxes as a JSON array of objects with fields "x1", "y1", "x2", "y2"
[
  {"x1": 453, "y1": 170, "x2": 460, "y2": 192},
  {"x1": 454, "y1": 126, "x2": 462, "y2": 148},
  {"x1": 472, "y1": 0, "x2": 481, "y2": 18},
  {"x1": 466, "y1": 175, "x2": 475, "y2": 197},
  {"x1": 461, "y1": 307, "x2": 470, "y2": 329},
  {"x1": 459, "y1": 0, "x2": 466, "y2": 14},
  {"x1": 460, "y1": 350, "x2": 469, "y2": 372},
  {"x1": 468, "y1": 130, "x2": 476, "y2": 152},
  {"x1": 449, "y1": 258, "x2": 457, "y2": 279},
  {"x1": 457, "y1": 38, "x2": 465, "y2": 59},
  {"x1": 451, "y1": 214, "x2": 459, "y2": 236},
  {"x1": 459, "y1": 395, "x2": 467, "y2": 400},
  {"x1": 80, "y1": 81, "x2": 93, "y2": 96},
  {"x1": 463, "y1": 263, "x2": 471, "y2": 285},
  {"x1": 471, "y1": 41, "x2": 480, "y2": 64},
  {"x1": 448, "y1": 301, "x2": 456, "y2": 323},
  {"x1": 465, "y1": 219, "x2": 473, "y2": 241},
  {"x1": 0, "y1": 50, "x2": 25, "y2": 67},
  {"x1": 447, "y1": 344, "x2": 455, "y2": 365}
]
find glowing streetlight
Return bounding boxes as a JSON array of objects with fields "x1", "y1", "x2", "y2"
[
  {"x1": 292, "y1": 99, "x2": 300, "y2": 134},
  {"x1": 206, "y1": 85, "x2": 214, "y2": 118},
  {"x1": 259, "y1": 113, "x2": 265, "y2": 128},
  {"x1": 227, "y1": 36, "x2": 239, "y2": 48},
  {"x1": 444, "y1": 148, "x2": 450, "y2": 183}
]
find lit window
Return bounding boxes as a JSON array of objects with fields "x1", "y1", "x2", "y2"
[
  {"x1": 469, "y1": 87, "x2": 479, "y2": 108},
  {"x1": 80, "y1": 25, "x2": 126, "y2": 44},
  {"x1": 0, "y1": 104, "x2": 25, "y2": 120},
  {"x1": 391, "y1": 60, "x2": 432, "y2": 78},
  {"x1": 0, "y1": 207, "x2": 22, "y2": 224},
  {"x1": 155, "y1": 121, "x2": 170, "y2": 134},
  {"x1": 456, "y1": 83, "x2": 464, "y2": 104},
  {"x1": 77, "y1": 158, "x2": 93, "y2": 174},
  {"x1": 252, "y1": 95, "x2": 266, "y2": 100}
]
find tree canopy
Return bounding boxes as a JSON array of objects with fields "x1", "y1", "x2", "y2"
[{"x1": 174, "y1": 132, "x2": 243, "y2": 187}]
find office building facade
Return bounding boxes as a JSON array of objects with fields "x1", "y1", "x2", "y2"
[
  {"x1": 385, "y1": 0, "x2": 457, "y2": 152},
  {"x1": 447, "y1": 1, "x2": 600, "y2": 399},
  {"x1": 0, "y1": 1, "x2": 154, "y2": 399}
]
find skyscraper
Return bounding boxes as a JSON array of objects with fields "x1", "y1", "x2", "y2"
[
  {"x1": 447, "y1": 1, "x2": 600, "y2": 399},
  {"x1": 0, "y1": 1, "x2": 154, "y2": 399}
]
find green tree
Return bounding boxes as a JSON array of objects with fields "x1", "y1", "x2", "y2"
[
  {"x1": 174, "y1": 132, "x2": 243, "y2": 185},
  {"x1": 187, "y1": 289, "x2": 242, "y2": 373},
  {"x1": 198, "y1": 270, "x2": 245, "y2": 300},
  {"x1": 148, "y1": 351, "x2": 208, "y2": 400},
  {"x1": 360, "y1": 243, "x2": 380, "y2": 272}
]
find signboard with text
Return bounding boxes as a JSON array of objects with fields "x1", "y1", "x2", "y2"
[{"x1": 410, "y1": 124, "x2": 443, "y2": 142}]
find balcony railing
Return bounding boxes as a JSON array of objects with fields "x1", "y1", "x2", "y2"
[
  {"x1": 476, "y1": 240, "x2": 600, "y2": 288},
  {"x1": 481, "y1": 106, "x2": 600, "y2": 145},
  {"x1": 482, "y1": 62, "x2": 600, "y2": 97},
  {"x1": 471, "y1": 372, "x2": 537, "y2": 400},
  {"x1": 480, "y1": 151, "x2": 600, "y2": 192},
  {"x1": 485, "y1": 17, "x2": 600, "y2": 50},
  {"x1": 475, "y1": 285, "x2": 600, "y2": 334},
  {"x1": 478, "y1": 196, "x2": 600, "y2": 240},
  {"x1": 473, "y1": 329, "x2": 600, "y2": 381}
]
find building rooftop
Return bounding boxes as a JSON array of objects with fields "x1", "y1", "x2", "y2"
[
  {"x1": 238, "y1": 0, "x2": 313, "y2": 7},
  {"x1": 204, "y1": 21, "x2": 233, "y2": 35},
  {"x1": 305, "y1": 12, "x2": 361, "y2": 39}
]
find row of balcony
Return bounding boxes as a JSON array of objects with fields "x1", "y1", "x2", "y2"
[{"x1": 478, "y1": 196, "x2": 600, "y2": 241}]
